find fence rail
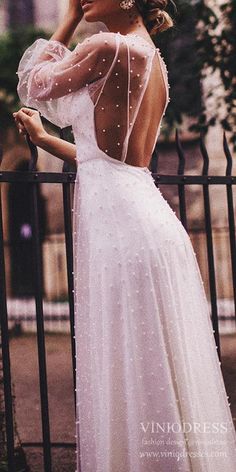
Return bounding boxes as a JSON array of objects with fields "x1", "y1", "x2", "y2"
[{"x1": 0, "y1": 129, "x2": 236, "y2": 472}]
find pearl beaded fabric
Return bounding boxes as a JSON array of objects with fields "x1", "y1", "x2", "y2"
[{"x1": 17, "y1": 31, "x2": 236, "y2": 472}]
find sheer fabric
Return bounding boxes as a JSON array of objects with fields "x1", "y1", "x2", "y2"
[
  {"x1": 17, "y1": 31, "x2": 236, "y2": 472},
  {"x1": 17, "y1": 31, "x2": 169, "y2": 164}
]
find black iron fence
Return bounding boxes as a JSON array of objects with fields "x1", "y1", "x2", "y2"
[{"x1": 0, "y1": 129, "x2": 236, "y2": 471}]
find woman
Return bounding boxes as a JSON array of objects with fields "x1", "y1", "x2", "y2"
[{"x1": 14, "y1": 1, "x2": 236, "y2": 471}]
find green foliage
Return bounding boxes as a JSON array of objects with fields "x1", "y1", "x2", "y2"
[
  {"x1": 156, "y1": 0, "x2": 203, "y2": 134},
  {"x1": 194, "y1": 0, "x2": 236, "y2": 147},
  {"x1": 215, "y1": 2, "x2": 236, "y2": 144},
  {"x1": 0, "y1": 460, "x2": 8, "y2": 472},
  {"x1": 0, "y1": 26, "x2": 49, "y2": 130},
  {"x1": 163, "y1": 0, "x2": 235, "y2": 145}
]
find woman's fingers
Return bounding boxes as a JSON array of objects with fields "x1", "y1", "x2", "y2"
[
  {"x1": 13, "y1": 108, "x2": 40, "y2": 122},
  {"x1": 15, "y1": 109, "x2": 34, "y2": 123},
  {"x1": 20, "y1": 107, "x2": 39, "y2": 117},
  {"x1": 13, "y1": 109, "x2": 39, "y2": 134},
  {"x1": 14, "y1": 120, "x2": 24, "y2": 131},
  {"x1": 12, "y1": 107, "x2": 46, "y2": 145},
  {"x1": 13, "y1": 117, "x2": 26, "y2": 134},
  {"x1": 13, "y1": 110, "x2": 28, "y2": 135}
]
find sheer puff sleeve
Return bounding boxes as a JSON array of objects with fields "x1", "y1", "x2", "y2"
[{"x1": 16, "y1": 33, "x2": 116, "y2": 128}]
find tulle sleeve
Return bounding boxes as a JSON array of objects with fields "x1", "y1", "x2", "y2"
[{"x1": 16, "y1": 34, "x2": 117, "y2": 128}]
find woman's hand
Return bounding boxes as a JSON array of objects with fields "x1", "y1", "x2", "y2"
[
  {"x1": 13, "y1": 108, "x2": 48, "y2": 146},
  {"x1": 49, "y1": 0, "x2": 83, "y2": 46},
  {"x1": 13, "y1": 107, "x2": 77, "y2": 165},
  {"x1": 68, "y1": 0, "x2": 84, "y2": 21}
]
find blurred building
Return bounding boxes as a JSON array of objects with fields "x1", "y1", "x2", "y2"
[{"x1": 1, "y1": 0, "x2": 102, "y2": 36}]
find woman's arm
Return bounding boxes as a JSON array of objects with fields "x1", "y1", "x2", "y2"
[
  {"x1": 38, "y1": 133, "x2": 77, "y2": 167},
  {"x1": 38, "y1": 1, "x2": 84, "y2": 62},
  {"x1": 50, "y1": 14, "x2": 81, "y2": 48},
  {"x1": 13, "y1": 107, "x2": 77, "y2": 167},
  {"x1": 50, "y1": 0, "x2": 84, "y2": 47}
]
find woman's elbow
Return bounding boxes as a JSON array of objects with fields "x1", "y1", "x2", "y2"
[{"x1": 28, "y1": 84, "x2": 52, "y2": 102}]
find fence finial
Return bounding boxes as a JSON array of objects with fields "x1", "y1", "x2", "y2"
[
  {"x1": 175, "y1": 129, "x2": 186, "y2": 175},
  {"x1": 26, "y1": 133, "x2": 38, "y2": 171},
  {"x1": 199, "y1": 130, "x2": 209, "y2": 176},
  {"x1": 223, "y1": 132, "x2": 233, "y2": 177},
  {"x1": 0, "y1": 138, "x2": 3, "y2": 168}
]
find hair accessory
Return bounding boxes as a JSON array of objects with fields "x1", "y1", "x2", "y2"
[
  {"x1": 169, "y1": 0, "x2": 178, "y2": 14},
  {"x1": 119, "y1": 0, "x2": 136, "y2": 10}
]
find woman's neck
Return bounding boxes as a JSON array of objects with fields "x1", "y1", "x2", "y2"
[{"x1": 102, "y1": 8, "x2": 148, "y2": 37}]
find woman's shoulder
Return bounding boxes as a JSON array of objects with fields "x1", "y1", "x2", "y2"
[
  {"x1": 77, "y1": 31, "x2": 151, "y2": 62},
  {"x1": 78, "y1": 31, "x2": 119, "y2": 52},
  {"x1": 69, "y1": 31, "x2": 120, "y2": 65},
  {"x1": 76, "y1": 31, "x2": 153, "y2": 68},
  {"x1": 83, "y1": 31, "x2": 156, "y2": 55}
]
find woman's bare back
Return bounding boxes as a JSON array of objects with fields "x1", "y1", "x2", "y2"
[
  {"x1": 17, "y1": 31, "x2": 169, "y2": 169},
  {"x1": 92, "y1": 33, "x2": 169, "y2": 168}
]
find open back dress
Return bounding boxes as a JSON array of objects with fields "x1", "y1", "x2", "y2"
[{"x1": 17, "y1": 30, "x2": 236, "y2": 472}]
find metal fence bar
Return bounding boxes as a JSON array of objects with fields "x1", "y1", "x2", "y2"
[
  {"x1": 1, "y1": 172, "x2": 235, "y2": 185},
  {"x1": 60, "y1": 131, "x2": 77, "y2": 411},
  {"x1": 60, "y1": 139, "x2": 82, "y2": 470},
  {"x1": 199, "y1": 133, "x2": 221, "y2": 357},
  {"x1": 0, "y1": 147, "x2": 16, "y2": 471},
  {"x1": 21, "y1": 441, "x2": 75, "y2": 448},
  {"x1": 27, "y1": 136, "x2": 52, "y2": 472},
  {"x1": 176, "y1": 129, "x2": 188, "y2": 231},
  {"x1": 63, "y1": 177, "x2": 76, "y2": 401},
  {"x1": 223, "y1": 132, "x2": 236, "y2": 323}
]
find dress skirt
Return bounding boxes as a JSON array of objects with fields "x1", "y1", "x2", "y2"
[{"x1": 72, "y1": 155, "x2": 236, "y2": 472}]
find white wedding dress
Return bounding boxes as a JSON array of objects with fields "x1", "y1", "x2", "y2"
[{"x1": 17, "y1": 31, "x2": 236, "y2": 472}]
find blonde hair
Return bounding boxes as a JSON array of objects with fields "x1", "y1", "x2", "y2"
[{"x1": 136, "y1": 0, "x2": 174, "y2": 35}]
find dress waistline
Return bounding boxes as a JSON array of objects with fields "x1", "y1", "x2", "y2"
[{"x1": 78, "y1": 154, "x2": 153, "y2": 176}]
